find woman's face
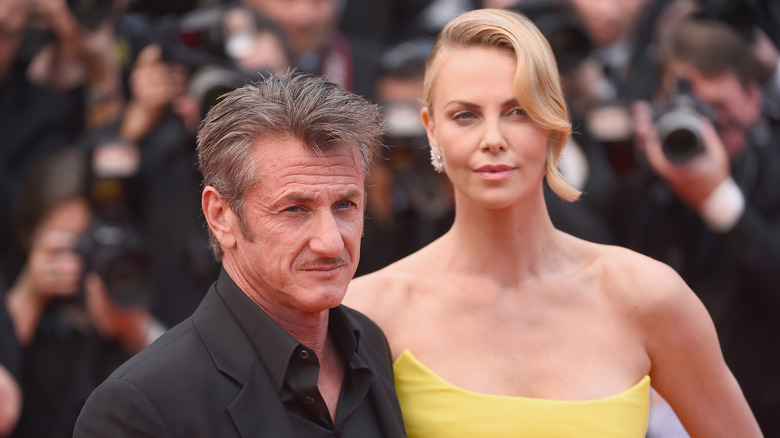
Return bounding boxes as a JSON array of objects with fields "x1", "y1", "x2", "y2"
[{"x1": 422, "y1": 46, "x2": 549, "y2": 210}]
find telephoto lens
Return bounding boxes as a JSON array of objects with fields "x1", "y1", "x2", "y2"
[
  {"x1": 655, "y1": 107, "x2": 704, "y2": 163},
  {"x1": 654, "y1": 78, "x2": 711, "y2": 163}
]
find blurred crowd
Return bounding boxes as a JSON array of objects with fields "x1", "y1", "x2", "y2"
[{"x1": 0, "y1": 0, "x2": 778, "y2": 436}]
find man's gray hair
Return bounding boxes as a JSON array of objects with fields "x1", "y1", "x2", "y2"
[{"x1": 197, "y1": 71, "x2": 386, "y2": 261}]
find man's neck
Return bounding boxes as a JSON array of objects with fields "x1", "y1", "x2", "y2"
[
  {"x1": 223, "y1": 261, "x2": 332, "y2": 354},
  {"x1": 276, "y1": 310, "x2": 330, "y2": 357}
]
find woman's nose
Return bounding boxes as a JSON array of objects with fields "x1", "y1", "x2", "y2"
[{"x1": 480, "y1": 119, "x2": 508, "y2": 153}]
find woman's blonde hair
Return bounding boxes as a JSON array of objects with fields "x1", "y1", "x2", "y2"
[{"x1": 422, "y1": 8, "x2": 580, "y2": 201}]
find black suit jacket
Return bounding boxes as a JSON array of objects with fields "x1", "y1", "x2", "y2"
[{"x1": 73, "y1": 273, "x2": 406, "y2": 437}]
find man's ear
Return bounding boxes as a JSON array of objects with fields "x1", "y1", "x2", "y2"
[
  {"x1": 421, "y1": 107, "x2": 437, "y2": 147},
  {"x1": 202, "y1": 186, "x2": 237, "y2": 251}
]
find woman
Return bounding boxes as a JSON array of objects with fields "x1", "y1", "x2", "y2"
[{"x1": 344, "y1": 8, "x2": 761, "y2": 437}]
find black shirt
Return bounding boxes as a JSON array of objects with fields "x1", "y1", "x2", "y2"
[{"x1": 219, "y1": 271, "x2": 387, "y2": 437}]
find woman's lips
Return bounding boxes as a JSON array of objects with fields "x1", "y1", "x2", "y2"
[{"x1": 475, "y1": 164, "x2": 515, "y2": 181}]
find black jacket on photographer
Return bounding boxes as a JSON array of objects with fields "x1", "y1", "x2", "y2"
[
  {"x1": 0, "y1": 32, "x2": 86, "y2": 282},
  {"x1": 10, "y1": 301, "x2": 131, "y2": 438},
  {"x1": 610, "y1": 119, "x2": 780, "y2": 435}
]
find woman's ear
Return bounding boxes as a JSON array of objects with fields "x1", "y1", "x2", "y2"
[
  {"x1": 421, "y1": 107, "x2": 437, "y2": 147},
  {"x1": 202, "y1": 186, "x2": 237, "y2": 252}
]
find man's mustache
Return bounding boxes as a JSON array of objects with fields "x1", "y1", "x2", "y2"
[{"x1": 296, "y1": 256, "x2": 350, "y2": 270}]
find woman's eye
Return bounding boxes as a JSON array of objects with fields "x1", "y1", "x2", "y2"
[
  {"x1": 511, "y1": 108, "x2": 527, "y2": 117},
  {"x1": 453, "y1": 111, "x2": 476, "y2": 120}
]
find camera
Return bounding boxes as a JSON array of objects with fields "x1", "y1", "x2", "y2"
[
  {"x1": 118, "y1": 5, "x2": 286, "y2": 119},
  {"x1": 654, "y1": 78, "x2": 714, "y2": 163},
  {"x1": 75, "y1": 140, "x2": 155, "y2": 308},
  {"x1": 74, "y1": 216, "x2": 153, "y2": 308},
  {"x1": 67, "y1": 0, "x2": 114, "y2": 30}
]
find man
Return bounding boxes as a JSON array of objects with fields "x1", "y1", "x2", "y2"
[
  {"x1": 623, "y1": 17, "x2": 780, "y2": 436},
  {"x1": 73, "y1": 72, "x2": 406, "y2": 437},
  {"x1": 238, "y1": 0, "x2": 383, "y2": 101}
]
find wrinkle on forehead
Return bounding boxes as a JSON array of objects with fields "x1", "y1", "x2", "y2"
[
  {"x1": 250, "y1": 135, "x2": 363, "y2": 178},
  {"x1": 262, "y1": 151, "x2": 362, "y2": 183}
]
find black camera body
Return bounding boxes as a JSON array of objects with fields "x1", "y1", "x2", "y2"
[
  {"x1": 654, "y1": 80, "x2": 715, "y2": 163},
  {"x1": 67, "y1": 0, "x2": 114, "y2": 30},
  {"x1": 75, "y1": 141, "x2": 155, "y2": 308},
  {"x1": 74, "y1": 216, "x2": 154, "y2": 308},
  {"x1": 117, "y1": 6, "x2": 262, "y2": 119}
]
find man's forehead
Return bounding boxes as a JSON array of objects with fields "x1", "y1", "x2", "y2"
[
  {"x1": 253, "y1": 136, "x2": 361, "y2": 167},
  {"x1": 249, "y1": 137, "x2": 364, "y2": 196}
]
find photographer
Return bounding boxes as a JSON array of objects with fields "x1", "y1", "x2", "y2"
[
  {"x1": 4, "y1": 148, "x2": 160, "y2": 438},
  {"x1": 0, "y1": 0, "x2": 125, "y2": 285},
  {"x1": 619, "y1": 16, "x2": 780, "y2": 436},
  {"x1": 239, "y1": 0, "x2": 384, "y2": 101}
]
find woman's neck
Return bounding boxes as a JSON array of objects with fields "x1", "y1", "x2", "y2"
[{"x1": 441, "y1": 189, "x2": 564, "y2": 283}]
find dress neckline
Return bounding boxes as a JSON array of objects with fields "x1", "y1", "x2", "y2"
[{"x1": 394, "y1": 349, "x2": 651, "y2": 403}]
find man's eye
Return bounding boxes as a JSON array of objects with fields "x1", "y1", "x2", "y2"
[
  {"x1": 335, "y1": 200, "x2": 356, "y2": 210},
  {"x1": 285, "y1": 206, "x2": 304, "y2": 213}
]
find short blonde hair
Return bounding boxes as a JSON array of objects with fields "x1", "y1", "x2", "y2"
[{"x1": 422, "y1": 8, "x2": 580, "y2": 201}]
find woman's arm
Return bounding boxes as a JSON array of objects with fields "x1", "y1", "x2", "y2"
[{"x1": 640, "y1": 260, "x2": 762, "y2": 437}]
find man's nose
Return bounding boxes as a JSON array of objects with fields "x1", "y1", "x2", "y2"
[{"x1": 309, "y1": 212, "x2": 344, "y2": 257}]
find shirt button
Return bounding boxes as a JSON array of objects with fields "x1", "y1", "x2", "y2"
[
  {"x1": 299, "y1": 350, "x2": 309, "y2": 360},
  {"x1": 304, "y1": 396, "x2": 314, "y2": 404}
]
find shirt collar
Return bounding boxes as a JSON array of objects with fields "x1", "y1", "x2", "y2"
[{"x1": 215, "y1": 269, "x2": 366, "y2": 391}]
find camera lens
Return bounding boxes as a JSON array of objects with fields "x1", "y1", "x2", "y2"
[
  {"x1": 655, "y1": 108, "x2": 704, "y2": 163},
  {"x1": 188, "y1": 66, "x2": 246, "y2": 118},
  {"x1": 662, "y1": 128, "x2": 701, "y2": 162}
]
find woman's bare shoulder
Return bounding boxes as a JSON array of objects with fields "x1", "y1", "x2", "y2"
[
  {"x1": 344, "y1": 252, "x2": 431, "y2": 321},
  {"x1": 583, "y1": 241, "x2": 694, "y2": 313}
]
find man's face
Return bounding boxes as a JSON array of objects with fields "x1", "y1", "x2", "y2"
[
  {"x1": 570, "y1": 0, "x2": 649, "y2": 48},
  {"x1": 225, "y1": 136, "x2": 365, "y2": 316},
  {"x1": 241, "y1": 0, "x2": 337, "y2": 55},
  {"x1": 674, "y1": 62, "x2": 762, "y2": 157}
]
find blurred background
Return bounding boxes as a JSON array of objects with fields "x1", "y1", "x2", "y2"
[{"x1": 0, "y1": 0, "x2": 779, "y2": 436}]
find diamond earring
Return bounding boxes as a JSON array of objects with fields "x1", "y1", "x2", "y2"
[{"x1": 430, "y1": 146, "x2": 444, "y2": 173}]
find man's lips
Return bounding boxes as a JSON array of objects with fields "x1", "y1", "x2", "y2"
[{"x1": 304, "y1": 264, "x2": 344, "y2": 272}]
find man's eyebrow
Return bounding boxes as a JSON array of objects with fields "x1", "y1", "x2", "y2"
[
  {"x1": 341, "y1": 188, "x2": 363, "y2": 199},
  {"x1": 277, "y1": 188, "x2": 363, "y2": 204},
  {"x1": 278, "y1": 193, "x2": 316, "y2": 205}
]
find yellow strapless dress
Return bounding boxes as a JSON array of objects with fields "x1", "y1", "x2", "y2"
[{"x1": 394, "y1": 350, "x2": 650, "y2": 437}]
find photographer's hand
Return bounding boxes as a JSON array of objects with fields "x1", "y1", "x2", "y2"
[
  {"x1": 83, "y1": 273, "x2": 158, "y2": 354},
  {"x1": 632, "y1": 100, "x2": 731, "y2": 210},
  {"x1": 120, "y1": 44, "x2": 188, "y2": 142},
  {"x1": 29, "y1": 0, "x2": 123, "y2": 127},
  {"x1": 6, "y1": 229, "x2": 84, "y2": 345}
]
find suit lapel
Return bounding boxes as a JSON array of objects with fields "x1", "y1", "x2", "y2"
[
  {"x1": 228, "y1": 361, "x2": 294, "y2": 437},
  {"x1": 193, "y1": 283, "x2": 294, "y2": 438}
]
